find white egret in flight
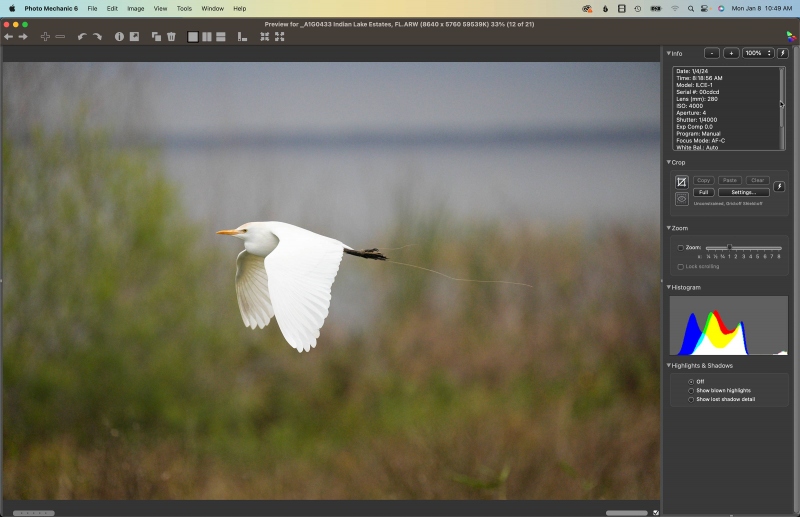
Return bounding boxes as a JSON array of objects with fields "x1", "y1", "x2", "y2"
[
  {"x1": 218, "y1": 221, "x2": 535, "y2": 353},
  {"x1": 216, "y1": 222, "x2": 386, "y2": 352}
]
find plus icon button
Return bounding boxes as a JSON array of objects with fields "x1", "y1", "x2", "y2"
[{"x1": 40, "y1": 32, "x2": 50, "y2": 41}]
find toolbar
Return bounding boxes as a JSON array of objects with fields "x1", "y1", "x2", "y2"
[{"x1": 1, "y1": 18, "x2": 798, "y2": 45}]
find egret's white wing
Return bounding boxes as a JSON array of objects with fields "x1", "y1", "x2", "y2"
[
  {"x1": 235, "y1": 250, "x2": 275, "y2": 329},
  {"x1": 264, "y1": 223, "x2": 345, "y2": 352}
]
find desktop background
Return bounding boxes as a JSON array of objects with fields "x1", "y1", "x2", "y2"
[{"x1": 3, "y1": 62, "x2": 659, "y2": 499}]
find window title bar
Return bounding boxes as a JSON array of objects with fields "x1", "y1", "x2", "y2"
[{"x1": 1, "y1": 1, "x2": 798, "y2": 18}]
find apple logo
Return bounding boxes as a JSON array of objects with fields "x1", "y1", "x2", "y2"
[{"x1": 9, "y1": 5, "x2": 15, "y2": 12}]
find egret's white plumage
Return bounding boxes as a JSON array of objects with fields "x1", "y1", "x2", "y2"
[
  {"x1": 218, "y1": 221, "x2": 533, "y2": 351},
  {"x1": 217, "y1": 221, "x2": 382, "y2": 353}
]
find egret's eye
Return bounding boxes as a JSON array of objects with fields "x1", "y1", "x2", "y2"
[{"x1": 242, "y1": 229, "x2": 248, "y2": 233}]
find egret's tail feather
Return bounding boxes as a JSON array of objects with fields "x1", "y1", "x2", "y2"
[{"x1": 344, "y1": 248, "x2": 388, "y2": 261}]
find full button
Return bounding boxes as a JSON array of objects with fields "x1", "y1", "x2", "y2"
[
  {"x1": 693, "y1": 188, "x2": 715, "y2": 197},
  {"x1": 704, "y1": 47, "x2": 721, "y2": 59},
  {"x1": 723, "y1": 47, "x2": 740, "y2": 59}
]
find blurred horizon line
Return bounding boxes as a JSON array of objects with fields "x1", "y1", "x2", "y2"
[
  {"x1": 10, "y1": 125, "x2": 659, "y2": 149},
  {"x1": 157, "y1": 125, "x2": 659, "y2": 149}
]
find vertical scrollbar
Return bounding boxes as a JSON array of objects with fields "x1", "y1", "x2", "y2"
[
  {"x1": 793, "y1": 45, "x2": 799, "y2": 517},
  {"x1": 780, "y1": 67, "x2": 786, "y2": 150}
]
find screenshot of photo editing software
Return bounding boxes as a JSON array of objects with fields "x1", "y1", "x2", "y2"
[{"x1": 1, "y1": 1, "x2": 798, "y2": 517}]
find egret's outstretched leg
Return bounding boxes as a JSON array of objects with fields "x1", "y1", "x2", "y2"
[{"x1": 344, "y1": 248, "x2": 388, "y2": 261}]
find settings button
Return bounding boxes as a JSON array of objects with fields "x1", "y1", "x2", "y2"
[{"x1": 718, "y1": 188, "x2": 770, "y2": 197}]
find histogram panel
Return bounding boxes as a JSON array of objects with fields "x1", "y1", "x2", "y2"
[{"x1": 669, "y1": 296, "x2": 788, "y2": 356}]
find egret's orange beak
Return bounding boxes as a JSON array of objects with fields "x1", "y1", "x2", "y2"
[{"x1": 216, "y1": 229, "x2": 243, "y2": 236}]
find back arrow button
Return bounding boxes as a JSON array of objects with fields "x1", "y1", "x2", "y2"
[{"x1": 3, "y1": 33, "x2": 13, "y2": 40}]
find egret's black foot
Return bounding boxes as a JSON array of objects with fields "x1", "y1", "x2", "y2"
[{"x1": 344, "y1": 248, "x2": 388, "y2": 261}]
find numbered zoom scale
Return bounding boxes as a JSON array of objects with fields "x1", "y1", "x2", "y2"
[{"x1": 670, "y1": 235, "x2": 789, "y2": 276}]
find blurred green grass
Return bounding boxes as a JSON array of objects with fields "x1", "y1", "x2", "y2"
[{"x1": 3, "y1": 127, "x2": 659, "y2": 500}]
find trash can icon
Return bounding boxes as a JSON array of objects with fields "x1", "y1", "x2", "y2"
[{"x1": 167, "y1": 32, "x2": 176, "y2": 42}]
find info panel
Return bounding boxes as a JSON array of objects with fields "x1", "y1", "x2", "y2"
[{"x1": 661, "y1": 44, "x2": 796, "y2": 515}]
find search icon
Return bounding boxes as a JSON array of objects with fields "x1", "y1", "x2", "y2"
[{"x1": 688, "y1": 5, "x2": 694, "y2": 11}]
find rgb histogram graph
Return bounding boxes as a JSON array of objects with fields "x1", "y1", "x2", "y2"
[
  {"x1": 670, "y1": 296, "x2": 788, "y2": 356},
  {"x1": 677, "y1": 310, "x2": 749, "y2": 355}
]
